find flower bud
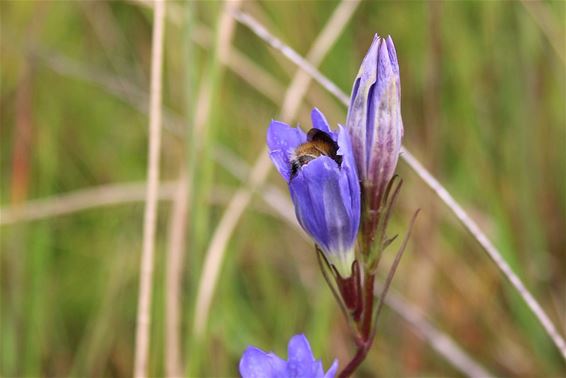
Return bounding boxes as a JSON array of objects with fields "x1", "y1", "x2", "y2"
[{"x1": 346, "y1": 34, "x2": 403, "y2": 207}]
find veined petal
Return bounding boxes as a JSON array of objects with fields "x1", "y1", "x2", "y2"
[
  {"x1": 375, "y1": 37, "x2": 395, "y2": 104},
  {"x1": 287, "y1": 335, "x2": 316, "y2": 364},
  {"x1": 290, "y1": 157, "x2": 346, "y2": 252},
  {"x1": 289, "y1": 167, "x2": 327, "y2": 248},
  {"x1": 345, "y1": 34, "x2": 380, "y2": 179},
  {"x1": 289, "y1": 156, "x2": 357, "y2": 276},
  {"x1": 267, "y1": 120, "x2": 307, "y2": 182},
  {"x1": 345, "y1": 34, "x2": 403, "y2": 210},
  {"x1": 286, "y1": 335, "x2": 322, "y2": 378},
  {"x1": 336, "y1": 125, "x2": 361, "y2": 239},
  {"x1": 386, "y1": 35, "x2": 401, "y2": 102},
  {"x1": 336, "y1": 125, "x2": 356, "y2": 174},
  {"x1": 368, "y1": 39, "x2": 402, "y2": 190}
]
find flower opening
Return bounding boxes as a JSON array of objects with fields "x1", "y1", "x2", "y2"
[{"x1": 267, "y1": 108, "x2": 361, "y2": 277}]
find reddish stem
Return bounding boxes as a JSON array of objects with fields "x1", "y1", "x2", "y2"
[
  {"x1": 338, "y1": 271, "x2": 377, "y2": 378},
  {"x1": 337, "y1": 181, "x2": 396, "y2": 377},
  {"x1": 337, "y1": 339, "x2": 372, "y2": 378},
  {"x1": 360, "y1": 273, "x2": 375, "y2": 338},
  {"x1": 335, "y1": 261, "x2": 363, "y2": 321}
]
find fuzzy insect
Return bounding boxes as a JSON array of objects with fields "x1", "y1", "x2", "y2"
[{"x1": 290, "y1": 128, "x2": 342, "y2": 178}]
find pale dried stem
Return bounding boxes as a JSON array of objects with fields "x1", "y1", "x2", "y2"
[
  {"x1": 0, "y1": 182, "x2": 176, "y2": 225},
  {"x1": 0, "y1": 166, "x2": 292, "y2": 230},
  {"x1": 192, "y1": 0, "x2": 362, "y2": 337},
  {"x1": 0, "y1": 182, "x2": 283, "y2": 225},
  {"x1": 134, "y1": 0, "x2": 165, "y2": 377},
  {"x1": 233, "y1": 10, "x2": 566, "y2": 360},
  {"x1": 164, "y1": 170, "x2": 189, "y2": 377}
]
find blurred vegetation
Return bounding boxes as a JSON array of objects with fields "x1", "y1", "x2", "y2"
[{"x1": 1, "y1": 1, "x2": 565, "y2": 377}]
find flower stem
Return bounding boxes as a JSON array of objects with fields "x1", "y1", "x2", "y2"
[
  {"x1": 337, "y1": 339, "x2": 372, "y2": 378},
  {"x1": 338, "y1": 269, "x2": 377, "y2": 378},
  {"x1": 360, "y1": 273, "x2": 375, "y2": 339}
]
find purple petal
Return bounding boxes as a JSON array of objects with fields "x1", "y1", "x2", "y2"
[
  {"x1": 285, "y1": 336, "x2": 326, "y2": 378},
  {"x1": 385, "y1": 35, "x2": 401, "y2": 100},
  {"x1": 345, "y1": 34, "x2": 403, "y2": 193},
  {"x1": 336, "y1": 126, "x2": 360, "y2": 239},
  {"x1": 375, "y1": 38, "x2": 395, "y2": 109},
  {"x1": 289, "y1": 156, "x2": 357, "y2": 275},
  {"x1": 290, "y1": 157, "x2": 346, "y2": 254},
  {"x1": 267, "y1": 120, "x2": 307, "y2": 182},
  {"x1": 239, "y1": 346, "x2": 287, "y2": 378},
  {"x1": 345, "y1": 34, "x2": 380, "y2": 179},
  {"x1": 310, "y1": 108, "x2": 334, "y2": 140},
  {"x1": 240, "y1": 335, "x2": 338, "y2": 378},
  {"x1": 287, "y1": 334, "x2": 316, "y2": 364},
  {"x1": 288, "y1": 159, "x2": 330, "y2": 248},
  {"x1": 349, "y1": 77, "x2": 361, "y2": 114},
  {"x1": 324, "y1": 359, "x2": 339, "y2": 378},
  {"x1": 367, "y1": 39, "x2": 402, "y2": 191},
  {"x1": 336, "y1": 125, "x2": 358, "y2": 185},
  {"x1": 366, "y1": 37, "x2": 394, "y2": 169},
  {"x1": 308, "y1": 360, "x2": 326, "y2": 378},
  {"x1": 385, "y1": 36, "x2": 403, "y2": 140}
]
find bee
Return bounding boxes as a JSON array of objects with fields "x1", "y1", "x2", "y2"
[{"x1": 290, "y1": 128, "x2": 342, "y2": 177}]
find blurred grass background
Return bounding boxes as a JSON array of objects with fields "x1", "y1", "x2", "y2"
[{"x1": 1, "y1": 0, "x2": 565, "y2": 377}]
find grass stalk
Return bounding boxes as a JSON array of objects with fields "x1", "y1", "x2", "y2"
[
  {"x1": 163, "y1": 2, "x2": 198, "y2": 375},
  {"x1": 133, "y1": 0, "x2": 165, "y2": 376},
  {"x1": 164, "y1": 171, "x2": 189, "y2": 377},
  {"x1": 0, "y1": 182, "x2": 177, "y2": 225}
]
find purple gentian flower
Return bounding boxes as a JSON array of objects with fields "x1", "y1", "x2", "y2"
[
  {"x1": 346, "y1": 34, "x2": 403, "y2": 203},
  {"x1": 267, "y1": 108, "x2": 360, "y2": 277},
  {"x1": 239, "y1": 334, "x2": 338, "y2": 378}
]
